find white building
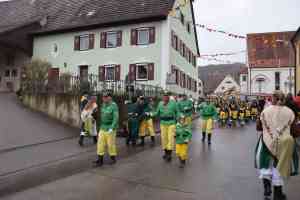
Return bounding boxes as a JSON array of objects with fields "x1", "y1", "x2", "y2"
[
  {"x1": 198, "y1": 79, "x2": 204, "y2": 97},
  {"x1": 0, "y1": 0, "x2": 200, "y2": 97},
  {"x1": 240, "y1": 68, "x2": 249, "y2": 94},
  {"x1": 247, "y1": 31, "x2": 296, "y2": 95},
  {"x1": 214, "y1": 75, "x2": 240, "y2": 95}
]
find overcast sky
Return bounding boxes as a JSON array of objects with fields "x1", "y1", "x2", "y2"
[
  {"x1": 193, "y1": 0, "x2": 300, "y2": 66},
  {"x1": 1, "y1": 0, "x2": 299, "y2": 66}
]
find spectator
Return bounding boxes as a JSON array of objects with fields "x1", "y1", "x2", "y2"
[
  {"x1": 293, "y1": 91, "x2": 300, "y2": 109},
  {"x1": 285, "y1": 93, "x2": 299, "y2": 117},
  {"x1": 255, "y1": 90, "x2": 298, "y2": 200}
]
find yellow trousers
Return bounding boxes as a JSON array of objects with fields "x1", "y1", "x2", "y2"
[
  {"x1": 202, "y1": 118, "x2": 213, "y2": 134},
  {"x1": 160, "y1": 124, "x2": 176, "y2": 150},
  {"x1": 97, "y1": 130, "x2": 117, "y2": 156},
  {"x1": 139, "y1": 119, "x2": 155, "y2": 137},
  {"x1": 176, "y1": 143, "x2": 188, "y2": 160}
]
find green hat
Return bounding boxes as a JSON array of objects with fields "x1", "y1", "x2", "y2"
[{"x1": 163, "y1": 91, "x2": 170, "y2": 96}]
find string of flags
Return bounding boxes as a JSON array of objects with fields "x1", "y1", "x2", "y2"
[
  {"x1": 199, "y1": 56, "x2": 233, "y2": 64},
  {"x1": 169, "y1": 1, "x2": 246, "y2": 40},
  {"x1": 200, "y1": 50, "x2": 246, "y2": 57},
  {"x1": 195, "y1": 24, "x2": 246, "y2": 39}
]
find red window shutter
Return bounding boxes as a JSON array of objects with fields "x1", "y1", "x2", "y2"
[
  {"x1": 89, "y1": 34, "x2": 95, "y2": 49},
  {"x1": 195, "y1": 81, "x2": 198, "y2": 92},
  {"x1": 117, "y1": 31, "x2": 122, "y2": 47},
  {"x1": 99, "y1": 66, "x2": 105, "y2": 81},
  {"x1": 171, "y1": 31, "x2": 175, "y2": 48},
  {"x1": 131, "y1": 29, "x2": 137, "y2": 45},
  {"x1": 175, "y1": 36, "x2": 179, "y2": 51},
  {"x1": 183, "y1": 74, "x2": 186, "y2": 88},
  {"x1": 171, "y1": 65, "x2": 176, "y2": 73},
  {"x1": 129, "y1": 64, "x2": 136, "y2": 81},
  {"x1": 115, "y1": 65, "x2": 121, "y2": 81},
  {"x1": 74, "y1": 36, "x2": 80, "y2": 50},
  {"x1": 180, "y1": 71, "x2": 183, "y2": 87},
  {"x1": 149, "y1": 27, "x2": 155, "y2": 44},
  {"x1": 148, "y1": 63, "x2": 155, "y2": 80},
  {"x1": 100, "y1": 32, "x2": 107, "y2": 48},
  {"x1": 175, "y1": 70, "x2": 179, "y2": 85}
]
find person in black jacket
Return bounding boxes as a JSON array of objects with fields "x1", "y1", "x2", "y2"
[{"x1": 285, "y1": 93, "x2": 299, "y2": 117}]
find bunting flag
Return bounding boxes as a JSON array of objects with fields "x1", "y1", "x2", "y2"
[
  {"x1": 195, "y1": 24, "x2": 246, "y2": 39},
  {"x1": 200, "y1": 50, "x2": 246, "y2": 57},
  {"x1": 199, "y1": 56, "x2": 234, "y2": 64}
]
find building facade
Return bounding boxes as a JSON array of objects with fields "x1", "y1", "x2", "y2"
[
  {"x1": 247, "y1": 31, "x2": 296, "y2": 95},
  {"x1": 32, "y1": 0, "x2": 200, "y2": 97},
  {"x1": 0, "y1": 0, "x2": 200, "y2": 97},
  {"x1": 292, "y1": 27, "x2": 300, "y2": 93},
  {"x1": 239, "y1": 68, "x2": 248, "y2": 94},
  {"x1": 214, "y1": 75, "x2": 240, "y2": 95}
]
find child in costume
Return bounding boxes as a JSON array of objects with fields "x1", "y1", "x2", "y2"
[
  {"x1": 79, "y1": 96, "x2": 98, "y2": 146},
  {"x1": 175, "y1": 115, "x2": 192, "y2": 168},
  {"x1": 219, "y1": 106, "x2": 228, "y2": 128}
]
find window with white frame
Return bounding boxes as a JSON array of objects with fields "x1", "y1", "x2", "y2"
[
  {"x1": 79, "y1": 35, "x2": 89, "y2": 51},
  {"x1": 136, "y1": 64, "x2": 148, "y2": 80},
  {"x1": 106, "y1": 32, "x2": 118, "y2": 48},
  {"x1": 105, "y1": 66, "x2": 116, "y2": 81},
  {"x1": 137, "y1": 29, "x2": 150, "y2": 45}
]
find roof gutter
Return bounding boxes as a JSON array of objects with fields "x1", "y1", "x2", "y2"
[{"x1": 31, "y1": 15, "x2": 167, "y2": 37}]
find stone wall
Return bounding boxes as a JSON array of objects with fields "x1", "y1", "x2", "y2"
[{"x1": 23, "y1": 94, "x2": 81, "y2": 128}]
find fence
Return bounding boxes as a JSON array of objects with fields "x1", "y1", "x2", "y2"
[{"x1": 22, "y1": 74, "x2": 164, "y2": 97}]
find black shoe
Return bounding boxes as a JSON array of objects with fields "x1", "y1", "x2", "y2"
[
  {"x1": 132, "y1": 139, "x2": 137, "y2": 147},
  {"x1": 150, "y1": 136, "x2": 155, "y2": 146},
  {"x1": 179, "y1": 159, "x2": 186, "y2": 168},
  {"x1": 93, "y1": 156, "x2": 103, "y2": 167},
  {"x1": 202, "y1": 132, "x2": 206, "y2": 142},
  {"x1": 78, "y1": 135, "x2": 84, "y2": 146},
  {"x1": 263, "y1": 179, "x2": 272, "y2": 198},
  {"x1": 110, "y1": 156, "x2": 117, "y2": 165},
  {"x1": 273, "y1": 186, "x2": 286, "y2": 200},
  {"x1": 166, "y1": 150, "x2": 172, "y2": 162},
  {"x1": 138, "y1": 137, "x2": 145, "y2": 147},
  {"x1": 207, "y1": 134, "x2": 212, "y2": 145},
  {"x1": 126, "y1": 138, "x2": 130, "y2": 146},
  {"x1": 162, "y1": 149, "x2": 168, "y2": 160},
  {"x1": 93, "y1": 136, "x2": 98, "y2": 144}
]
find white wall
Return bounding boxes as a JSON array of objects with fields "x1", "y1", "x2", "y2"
[
  {"x1": 33, "y1": 21, "x2": 164, "y2": 87},
  {"x1": 214, "y1": 75, "x2": 240, "y2": 94},
  {"x1": 240, "y1": 73, "x2": 248, "y2": 94},
  {"x1": 250, "y1": 67, "x2": 295, "y2": 95}
]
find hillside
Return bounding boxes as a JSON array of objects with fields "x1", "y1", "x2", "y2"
[{"x1": 198, "y1": 63, "x2": 246, "y2": 94}]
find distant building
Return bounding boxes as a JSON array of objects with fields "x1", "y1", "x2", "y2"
[
  {"x1": 247, "y1": 31, "x2": 296, "y2": 95},
  {"x1": 198, "y1": 79, "x2": 204, "y2": 97},
  {"x1": 240, "y1": 67, "x2": 249, "y2": 94},
  {"x1": 214, "y1": 75, "x2": 240, "y2": 95},
  {"x1": 291, "y1": 27, "x2": 300, "y2": 93}
]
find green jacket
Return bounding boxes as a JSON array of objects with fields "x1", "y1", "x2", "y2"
[
  {"x1": 197, "y1": 103, "x2": 217, "y2": 120},
  {"x1": 100, "y1": 101, "x2": 119, "y2": 131},
  {"x1": 176, "y1": 123, "x2": 192, "y2": 144},
  {"x1": 177, "y1": 99, "x2": 193, "y2": 117},
  {"x1": 153, "y1": 100, "x2": 178, "y2": 125}
]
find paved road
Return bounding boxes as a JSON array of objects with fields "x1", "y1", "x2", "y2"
[
  {"x1": 3, "y1": 122, "x2": 299, "y2": 200},
  {"x1": 0, "y1": 93, "x2": 77, "y2": 152}
]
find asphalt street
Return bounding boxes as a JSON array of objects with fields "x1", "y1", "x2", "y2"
[{"x1": 2, "y1": 122, "x2": 300, "y2": 200}]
